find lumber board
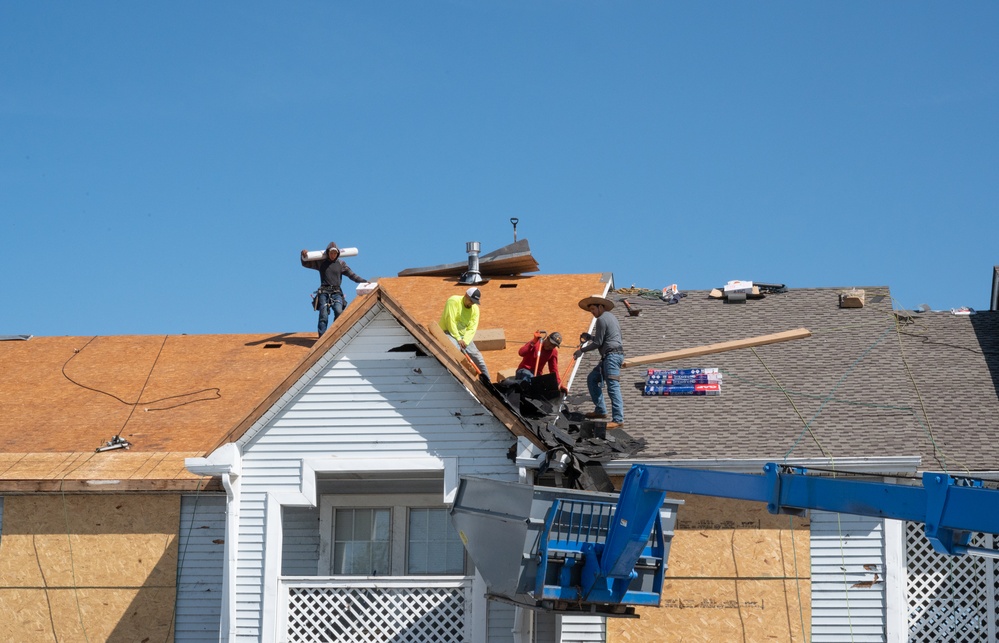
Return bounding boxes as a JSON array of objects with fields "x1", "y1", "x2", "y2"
[{"x1": 622, "y1": 328, "x2": 811, "y2": 368}]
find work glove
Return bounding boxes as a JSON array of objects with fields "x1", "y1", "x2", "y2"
[
  {"x1": 579, "y1": 332, "x2": 592, "y2": 343},
  {"x1": 572, "y1": 349, "x2": 583, "y2": 360}
]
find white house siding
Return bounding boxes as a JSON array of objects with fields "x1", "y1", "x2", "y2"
[
  {"x1": 175, "y1": 494, "x2": 226, "y2": 642},
  {"x1": 231, "y1": 307, "x2": 524, "y2": 641},
  {"x1": 811, "y1": 510, "x2": 887, "y2": 643},
  {"x1": 558, "y1": 615, "x2": 605, "y2": 642},
  {"x1": 486, "y1": 600, "x2": 516, "y2": 643},
  {"x1": 281, "y1": 506, "x2": 320, "y2": 576},
  {"x1": 535, "y1": 611, "x2": 558, "y2": 642}
]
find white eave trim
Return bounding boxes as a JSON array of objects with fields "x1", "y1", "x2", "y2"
[
  {"x1": 601, "y1": 456, "x2": 922, "y2": 476},
  {"x1": 185, "y1": 443, "x2": 242, "y2": 477}
]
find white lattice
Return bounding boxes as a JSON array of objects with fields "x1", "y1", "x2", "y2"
[
  {"x1": 906, "y1": 522, "x2": 997, "y2": 642},
  {"x1": 286, "y1": 582, "x2": 468, "y2": 643}
]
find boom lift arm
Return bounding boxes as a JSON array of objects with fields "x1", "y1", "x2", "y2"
[
  {"x1": 639, "y1": 463, "x2": 999, "y2": 559},
  {"x1": 450, "y1": 463, "x2": 999, "y2": 615}
]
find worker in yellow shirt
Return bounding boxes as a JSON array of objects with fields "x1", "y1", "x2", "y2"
[{"x1": 439, "y1": 287, "x2": 489, "y2": 380}]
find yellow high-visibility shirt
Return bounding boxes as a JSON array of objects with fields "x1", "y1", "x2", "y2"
[{"x1": 439, "y1": 295, "x2": 479, "y2": 344}]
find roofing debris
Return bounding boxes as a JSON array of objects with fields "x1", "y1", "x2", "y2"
[
  {"x1": 490, "y1": 373, "x2": 647, "y2": 492},
  {"x1": 397, "y1": 238, "x2": 540, "y2": 278}
]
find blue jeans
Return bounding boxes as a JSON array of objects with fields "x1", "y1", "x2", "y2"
[
  {"x1": 317, "y1": 292, "x2": 345, "y2": 336},
  {"x1": 445, "y1": 333, "x2": 490, "y2": 380},
  {"x1": 587, "y1": 352, "x2": 624, "y2": 423}
]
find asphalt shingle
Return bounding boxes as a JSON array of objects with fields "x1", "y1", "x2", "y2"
[{"x1": 568, "y1": 286, "x2": 999, "y2": 472}]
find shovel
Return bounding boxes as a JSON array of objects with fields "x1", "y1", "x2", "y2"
[{"x1": 622, "y1": 299, "x2": 641, "y2": 316}]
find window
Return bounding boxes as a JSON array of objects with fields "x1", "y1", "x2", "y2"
[
  {"x1": 333, "y1": 508, "x2": 391, "y2": 575},
  {"x1": 320, "y1": 491, "x2": 467, "y2": 577},
  {"x1": 407, "y1": 508, "x2": 465, "y2": 575}
]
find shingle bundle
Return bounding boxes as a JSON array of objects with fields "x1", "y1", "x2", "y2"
[{"x1": 643, "y1": 367, "x2": 721, "y2": 396}]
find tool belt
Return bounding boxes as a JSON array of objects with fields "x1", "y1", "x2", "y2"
[{"x1": 311, "y1": 287, "x2": 345, "y2": 311}]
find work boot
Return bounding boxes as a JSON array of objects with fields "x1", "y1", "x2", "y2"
[
  {"x1": 606, "y1": 422, "x2": 623, "y2": 430},
  {"x1": 584, "y1": 411, "x2": 607, "y2": 419}
]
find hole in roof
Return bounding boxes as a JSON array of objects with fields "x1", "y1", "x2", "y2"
[
  {"x1": 389, "y1": 343, "x2": 428, "y2": 356},
  {"x1": 263, "y1": 343, "x2": 282, "y2": 349},
  {"x1": 499, "y1": 284, "x2": 518, "y2": 289},
  {"x1": 869, "y1": 295, "x2": 885, "y2": 304}
]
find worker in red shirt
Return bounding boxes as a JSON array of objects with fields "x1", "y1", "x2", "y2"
[{"x1": 516, "y1": 331, "x2": 564, "y2": 390}]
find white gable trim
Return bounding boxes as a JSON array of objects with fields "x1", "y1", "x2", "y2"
[{"x1": 236, "y1": 302, "x2": 384, "y2": 450}]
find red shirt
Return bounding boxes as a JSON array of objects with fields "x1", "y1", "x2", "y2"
[{"x1": 517, "y1": 340, "x2": 560, "y2": 384}]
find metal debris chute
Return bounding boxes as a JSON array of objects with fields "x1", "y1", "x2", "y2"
[{"x1": 449, "y1": 475, "x2": 682, "y2": 615}]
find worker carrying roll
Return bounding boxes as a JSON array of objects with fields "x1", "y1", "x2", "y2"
[{"x1": 300, "y1": 242, "x2": 368, "y2": 337}]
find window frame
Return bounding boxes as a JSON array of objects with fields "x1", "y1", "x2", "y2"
[{"x1": 319, "y1": 492, "x2": 467, "y2": 577}]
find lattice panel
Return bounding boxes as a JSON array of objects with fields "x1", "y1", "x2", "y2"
[
  {"x1": 287, "y1": 585, "x2": 466, "y2": 642},
  {"x1": 906, "y1": 522, "x2": 997, "y2": 642}
]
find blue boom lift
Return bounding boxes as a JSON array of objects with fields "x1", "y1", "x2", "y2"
[{"x1": 449, "y1": 463, "x2": 999, "y2": 616}]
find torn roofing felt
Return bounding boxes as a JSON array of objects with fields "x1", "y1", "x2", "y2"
[{"x1": 489, "y1": 373, "x2": 648, "y2": 491}]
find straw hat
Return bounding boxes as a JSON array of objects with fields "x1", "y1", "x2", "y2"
[{"x1": 578, "y1": 294, "x2": 614, "y2": 311}]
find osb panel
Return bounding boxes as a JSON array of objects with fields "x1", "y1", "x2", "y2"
[
  {"x1": 379, "y1": 274, "x2": 607, "y2": 383},
  {"x1": 0, "y1": 496, "x2": 180, "y2": 641},
  {"x1": 0, "y1": 452, "x2": 209, "y2": 482},
  {"x1": 608, "y1": 579, "x2": 811, "y2": 643},
  {"x1": 0, "y1": 333, "x2": 316, "y2": 454},
  {"x1": 0, "y1": 588, "x2": 177, "y2": 643},
  {"x1": 666, "y1": 495, "x2": 810, "y2": 578}
]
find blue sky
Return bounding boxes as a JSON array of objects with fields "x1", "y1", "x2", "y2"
[{"x1": 3, "y1": 2, "x2": 997, "y2": 337}]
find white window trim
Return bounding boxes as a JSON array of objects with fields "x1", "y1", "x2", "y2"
[{"x1": 319, "y1": 493, "x2": 463, "y2": 576}]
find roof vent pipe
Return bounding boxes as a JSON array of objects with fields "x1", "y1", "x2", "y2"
[
  {"x1": 459, "y1": 241, "x2": 483, "y2": 285},
  {"x1": 991, "y1": 265, "x2": 999, "y2": 311}
]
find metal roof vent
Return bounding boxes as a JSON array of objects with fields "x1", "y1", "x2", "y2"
[{"x1": 459, "y1": 241, "x2": 483, "y2": 285}]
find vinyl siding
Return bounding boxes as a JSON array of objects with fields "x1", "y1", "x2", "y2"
[
  {"x1": 811, "y1": 510, "x2": 887, "y2": 642},
  {"x1": 281, "y1": 506, "x2": 320, "y2": 576},
  {"x1": 487, "y1": 601, "x2": 516, "y2": 643},
  {"x1": 175, "y1": 494, "x2": 226, "y2": 642},
  {"x1": 232, "y1": 307, "x2": 521, "y2": 640},
  {"x1": 559, "y1": 615, "x2": 605, "y2": 642}
]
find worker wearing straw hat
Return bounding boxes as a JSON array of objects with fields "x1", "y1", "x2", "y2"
[{"x1": 574, "y1": 294, "x2": 624, "y2": 429}]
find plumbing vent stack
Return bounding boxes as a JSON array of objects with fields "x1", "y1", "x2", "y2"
[{"x1": 459, "y1": 241, "x2": 483, "y2": 285}]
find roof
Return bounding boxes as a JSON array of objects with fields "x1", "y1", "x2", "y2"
[
  {"x1": 567, "y1": 287, "x2": 999, "y2": 473},
  {"x1": 0, "y1": 333, "x2": 317, "y2": 490},
  {"x1": 377, "y1": 273, "x2": 606, "y2": 376},
  {"x1": 0, "y1": 273, "x2": 607, "y2": 489}
]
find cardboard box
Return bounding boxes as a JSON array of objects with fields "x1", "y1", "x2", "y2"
[
  {"x1": 473, "y1": 328, "x2": 506, "y2": 351},
  {"x1": 724, "y1": 280, "x2": 754, "y2": 294},
  {"x1": 839, "y1": 289, "x2": 865, "y2": 308}
]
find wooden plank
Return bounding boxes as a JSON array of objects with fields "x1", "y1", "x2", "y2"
[{"x1": 622, "y1": 328, "x2": 811, "y2": 369}]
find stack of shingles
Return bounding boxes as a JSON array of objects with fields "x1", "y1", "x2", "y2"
[{"x1": 643, "y1": 367, "x2": 722, "y2": 396}]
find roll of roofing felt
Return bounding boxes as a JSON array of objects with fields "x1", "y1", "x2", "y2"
[{"x1": 303, "y1": 247, "x2": 359, "y2": 260}]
